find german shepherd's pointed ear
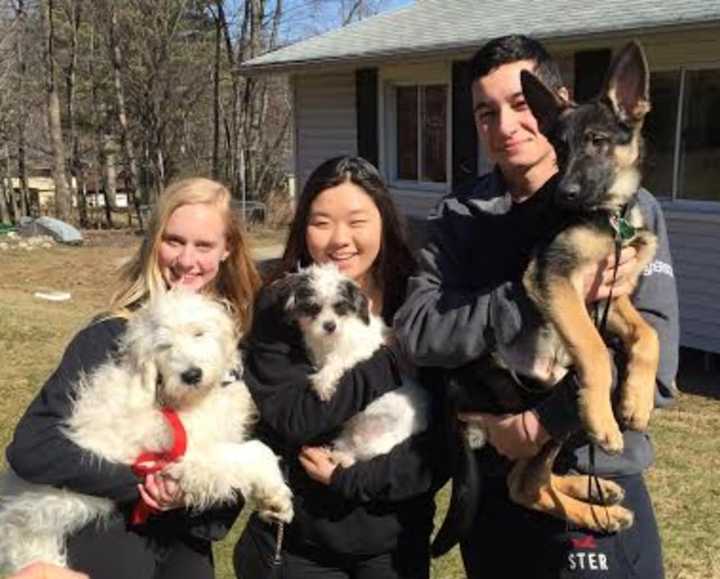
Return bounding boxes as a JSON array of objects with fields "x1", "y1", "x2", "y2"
[
  {"x1": 520, "y1": 69, "x2": 567, "y2": 135},
  {"x1": 602, "y1": 41, "x2": 651, "y2": 126}
]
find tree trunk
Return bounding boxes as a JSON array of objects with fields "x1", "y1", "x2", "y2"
[
  {"x1": 7, "y1": 153, "x2": 20, "y2": 221},
  {"x1": 107, "y1": 0, "x2": 143, "y2": 227},
  {"x1": 14, "y1": 0, "x2": 31, "y2": 218},
  {"x1": 42, "y1": 0, "x2": 73, "y2": 222},
  {"x1": 211, "y1": 1, "x2": 222, "y2": 179},
  {"x1": 216, "y1": 0, "x2": 239, "y2": 190},
  {"x1": 89, "y1": 19, "x2": 111, "y2": 228},
  {"x1": 0, "y1": 145, "x2": 11, "y2": 225},
  {"x1": 65, "y1": 0, "x2": 83, "y2": 224}
]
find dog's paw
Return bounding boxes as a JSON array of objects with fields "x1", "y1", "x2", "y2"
[
  {"x1": 329, "y1": 449, "x2": 356, "y2": 468},
  {"x1": 464, "y1": 423, "x2": 487, "y2": 450},
  {"x1": 256, "y1": 483, "x2": 294, "y2": 524},
  {"x1": 310, "y1": 371, "x2": 338, "y2": 402},
  {"x1": 618, "y1": 378, "x2": 654, "y2": 432},
  {"x1": 618, "y1": 397, "x2": 653, "y2": 432},
  {"x1": 589, "y1": 425, "x2": 624, "y2": 455},
  {"x1": 578, "y1": 389, "x2": 624, "y2": 455},
  {"x1": 587, "y1": 478, "x2": 625, "y2": 506},
  {"x1": 593, "y1": 504, "x2": 634, "y2": 533}
]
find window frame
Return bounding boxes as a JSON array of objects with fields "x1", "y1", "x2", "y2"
[
  {"x1": 649, "y1": 61, "x2": 720, "y2": 209},
  {"x1": 384, "y1": 80, "x2": 451, "y2": 192}
]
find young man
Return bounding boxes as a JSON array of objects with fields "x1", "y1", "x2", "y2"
[{"x1": 395, "y1": 35, "x2": 679, "y2": 578}]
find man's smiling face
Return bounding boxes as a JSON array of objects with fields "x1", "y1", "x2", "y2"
[{"x1": 472, "y1": 59, "x2": 556, "y2": 175}]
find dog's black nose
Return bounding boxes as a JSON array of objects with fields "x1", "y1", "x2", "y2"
[
  {"x1": 559, "y1": 182, "x2": 581, "y2": 201},
  {"x1": 322, "y1": 320, "x2": 337, "y2": 334},
  {"x1": 181, "y1": 367, "x2": 203, "y2": 385}
]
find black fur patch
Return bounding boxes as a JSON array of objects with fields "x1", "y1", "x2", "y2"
[{"x1": 339, "y1": 279, "x2": 370, "y2": 325}]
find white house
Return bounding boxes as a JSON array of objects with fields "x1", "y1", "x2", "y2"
[{"x1": 243, "y1": 0, "x2": 720, "y2": 354}]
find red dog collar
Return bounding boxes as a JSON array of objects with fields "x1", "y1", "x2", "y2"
[{"x1": 130, "y1": 408, "x2": 187, "y2": 525}]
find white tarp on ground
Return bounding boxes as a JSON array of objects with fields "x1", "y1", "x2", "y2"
[{"x1": 17, "y1": 216, "x2": 83, "y2": 245}]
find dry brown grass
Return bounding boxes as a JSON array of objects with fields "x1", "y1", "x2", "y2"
[{"x1": 0, "y1": 230, "x2": 717, "y2": 579}]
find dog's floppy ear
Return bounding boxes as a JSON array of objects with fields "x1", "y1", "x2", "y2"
[
  {"x1": 520, "y1": 70, "x2": 566, "y2": 135},
  {"x1": 141, "y1": 358, "x2": 159, "y2": 395},
  {"x1": 273, "y1": 272, "x2": 298, "y2": 313},
  {"x1": 342, "y1": 279, "x2": 371, "y2": 325},
  {"x1": 602, "y1": 41, "x2": 651, "y2": 126},
  {"x1": 121, "y1": 306, "x2": 160, "y2": 397}
]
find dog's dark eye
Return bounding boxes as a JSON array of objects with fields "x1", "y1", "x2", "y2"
[
  {"x1": 300, "y1": 303, "x2": 322, "y2": 317},
  {"x1": 586, "y1": 132, "x2": 609, "y2": 147},
  {"x1": 333, "y1": 302, "x2": 350, "y2": 316},
  {"x1": 194, "y1": 330, "x2": 205, "y2": 338}
]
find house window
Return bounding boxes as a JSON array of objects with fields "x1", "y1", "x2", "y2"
[
  {"x1": 643, "y1": 67, "x2": 720, "y2": 202},
  {"x1": 394, "y1": 84, "x2": 447, "y2": 184}
]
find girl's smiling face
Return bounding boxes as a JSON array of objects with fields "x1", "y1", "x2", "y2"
[
  {"x1": 305, "y1": 181, "x2": 382, "y2": 291},
  {"x1": 157, "y1": 203, "x2": 229, "y2": 292}
]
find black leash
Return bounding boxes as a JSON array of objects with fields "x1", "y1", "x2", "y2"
[{"x1": 585, "y1": 204, "x2": 628, "y2": 532}]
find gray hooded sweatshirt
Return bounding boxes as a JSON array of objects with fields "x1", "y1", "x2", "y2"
[{"x1": 394, "y1": 169, "x2": 679, "y2": 476}]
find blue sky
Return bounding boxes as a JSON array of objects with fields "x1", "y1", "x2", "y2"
[
  {"x1": 279, "y1": 0, "x2": 415, "y2": 41},
  {"x1": 220, "y1": 0, "x2": 414, "y2": 45}
]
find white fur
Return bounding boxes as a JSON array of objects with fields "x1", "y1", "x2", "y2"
[
  {"x1": 285, "y1": 263, "x2": 429, "y2": 467},
  {"x1": 0, "y1": 290, "x2": 293, "y2": 574},
  {"x1": 331, "y1": 381, "x2": 430, "y2": 467}
]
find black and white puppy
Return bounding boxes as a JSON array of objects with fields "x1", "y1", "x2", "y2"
[{"x1": 283, "y1": 263, "x2": 429, "y2": 467}]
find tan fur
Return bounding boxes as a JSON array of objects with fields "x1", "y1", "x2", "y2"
[
  {"x1": 483, "y1": 41, "x2": 660, "y2": 536},
  {"x1": 508, "y1": 443, "x2": 634, "y2": 533},
  {"x1": 527, "y1": 273, "x2": 623, "y2": 453}
]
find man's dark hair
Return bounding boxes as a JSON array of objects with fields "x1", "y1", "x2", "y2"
[{"x1": 470, "y1": 34, "x2": 564, "y2": 91}]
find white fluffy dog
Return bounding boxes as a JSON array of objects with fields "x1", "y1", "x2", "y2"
[
  {"x1": 283, "y1": 263, "x2": 429, "y2": 467},
  {"x1": 0, "y1": 290, "x2": 293, "y2": 574}
]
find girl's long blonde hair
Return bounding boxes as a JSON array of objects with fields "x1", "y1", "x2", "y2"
[{"x1": 110, "y1": 178, "x2": 261, "y2": 333}]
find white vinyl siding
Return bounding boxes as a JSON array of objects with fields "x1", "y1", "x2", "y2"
[
  {"x1": 649, "y1": 27, "x2": 720, "y2": 353},
  {"x1": 293, "y1": 73, "x2": 357, "y2": 190},
  {"x1": 664, "y1": 208, "x2": 720, "y2": 353}
]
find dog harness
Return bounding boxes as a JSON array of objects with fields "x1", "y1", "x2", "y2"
[{"x1": 130, "y1": 408, "x2": 188, "y2": 525}]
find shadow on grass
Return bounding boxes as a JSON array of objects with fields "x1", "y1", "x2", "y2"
[{"x1": 677, "y1": 347, "x2": 720, "y2": 400}]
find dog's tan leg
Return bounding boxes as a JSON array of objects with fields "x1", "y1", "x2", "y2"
[
  {"x1": 606, "y1": 294, "x2": 659, "y2": 431},
  {"x1": 508, "y1": 442, "x2": 634, "y2": 533},
  {"x1": 551, "y1": 473, "x2": 625, "y2": 506},
  {"x1": 527, "y1": 272, "x2": 622, "y2": 454}
]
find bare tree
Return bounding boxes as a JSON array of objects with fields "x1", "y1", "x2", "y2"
[
  {"x1": 211, "y1": 0, "x2": 222, "y2": 179},
  {"x1": 212, "y1": 0, "x2": 290, "y2": 207},
  {"x1": 105, "y1": 0, "x2": 142, "y2": 225},
  {"x1": 10, "y1": 0, "x2": 32, "y2": 218},
  {"x1": 0, "y1": 0, "x2": 386, "y2": 228},
  {"x1": 42, "y1": 0, "x2": 73, "y2": 221},
  {"x1": 61, "y1": 0, "x2": 87, "y2": 224}
]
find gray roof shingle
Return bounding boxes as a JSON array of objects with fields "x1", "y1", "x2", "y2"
[{"x1": 243, "y1": 0, "x2": 720, "y2": 72}]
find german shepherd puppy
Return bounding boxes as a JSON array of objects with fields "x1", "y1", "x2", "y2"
[{"x1": 432, "y1": 42, "x2": 659, "y2": 557}]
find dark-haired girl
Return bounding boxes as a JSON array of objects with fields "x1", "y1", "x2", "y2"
[{"x1": 233, "y1": 156, "x2": 445, "y2": 579}]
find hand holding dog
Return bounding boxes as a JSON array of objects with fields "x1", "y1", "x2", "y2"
[
  {"x1": 583, "y1": 246, "x2": 639, "y2": 303},
  {"x1": 457, "y1": 410, "x2": 550, "y2": 460},
  {"x1": 137, "y1": 472, "x2": 185, "y2": 511},
  {"x1": 299, "y1": 446, "x2": 338, "y2": 485}
]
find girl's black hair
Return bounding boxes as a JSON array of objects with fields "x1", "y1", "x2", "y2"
[{"x1": 275, "y1": 155, "x2": 416, "y2": 318}]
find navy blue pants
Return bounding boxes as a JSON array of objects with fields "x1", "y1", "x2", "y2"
[
  {"x1": 460, "y1": 473, "x2": 664, "y2": 579},
  {"x1": 67, "y1": 520, "x2": 214, "y2": 579},
  {"x1": 234, "y1": 515, "x2": 430, "y2": 579}
]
